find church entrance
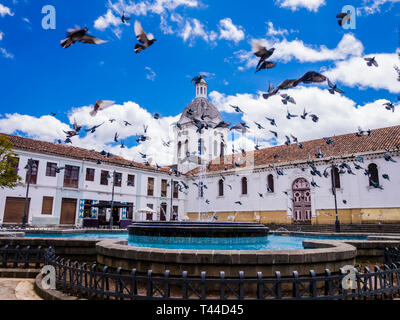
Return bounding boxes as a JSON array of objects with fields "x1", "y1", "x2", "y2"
[{"x1": 292, "y1": 178, "x2": 312, "y2": 223}]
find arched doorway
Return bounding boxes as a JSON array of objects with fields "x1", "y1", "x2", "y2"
[{"x1": 292, "y1": 178, "x2": 312, "y2": 223}]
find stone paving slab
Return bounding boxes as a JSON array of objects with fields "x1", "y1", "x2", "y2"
[{"x1": 0, "y1": 278, "x2": 42, "y2": 300}]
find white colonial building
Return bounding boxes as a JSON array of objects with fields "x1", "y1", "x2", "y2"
[{"x1": 1, "y1": 79, "x2": 400, "y2": 227}]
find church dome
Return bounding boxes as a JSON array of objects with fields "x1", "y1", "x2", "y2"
[
  {"x1": 178, "y1": 77, "x2": 223, "y2": 126},
  {"x1": 178, "y1": 97, "x2": 223, "y2": 126}
]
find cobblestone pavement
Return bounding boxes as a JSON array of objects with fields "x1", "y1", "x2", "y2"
[{"x1": 0, "y1": 278, "x2": 42, "y2": 300}]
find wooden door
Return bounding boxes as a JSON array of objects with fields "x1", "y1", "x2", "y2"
[
  {"x1": 3, "y1": 197, "x2": 30, "y2": 224},
  {"x1": 292, "y1": 178, "x2": 312, "y2": 223},
  {"x1": 60, "y1": 198, "x2": 77, "y2": 225},
  {"x1": 160, "y1": 204, "x2": 167, "y2": 221}
]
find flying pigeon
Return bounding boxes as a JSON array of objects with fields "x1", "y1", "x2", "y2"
[
  {"x1": 252, "y1": 41, "x2": 275, "y2": 70},
  {"x1": 231, "y1": 105, "x2": 244, "y2": 113},
  {"x1": 270, "y1": 130, "x2": 278, "y2": 138},
  {"x1": 309, "y1": 114, "x2": 319, "y2": 123},
  {"x1": 295, "y1": 108, "x2": 306, "y2": 120},
  {"x1": 153, "y1": 113, "x2": 161, "y2": 120},
  {"x1": 256, "y1": 61, "x2": 276, "y2": 73},
  {"x1": 121, "y1": 11, "x2": 131, "y2": 24},
  {"x1": 296, "y1": 71, "x2": 327, "y2": 85},
  {"x1": 61, "y1": 27, "x2": 106, "y2": 49},
  {"x1": 134, "y1": 21, "x2": 156, "y2": 54},
  {"x1": 114, "y1": 133, "x2": 119, "y2": 143},
  {"x1": 384, "y1": 153, "x2": 397, "y2": 163},
  {"x1": 230, "y1": 123, "x2": 249, "y2": 133},
  {"x1": 336, "y1": 12, "x2": 352, "y2": 27},
  {"x1": 85, "y1": 123, "x2": 104, "y2": 134},
  {"x1": 286, "y1": 110, "x2": 298, "y2": 119},
  {"x1": 90, "y1": 100, "x2": 115, "y2": 117},
  {"x1": 365, "y1": 57, "x2": 378, "y2": 67},
  {"x1": 265, "y1": 117, "x2": 277, "y2": 127},
  {"x1": 277, "y1": 79, "x2": 298, "y2": 90},
  {"x1": 215, "y1": 121, "x2": 231, "y2": 129},
  {"x1": 324, "y1": 137, "x2": 335, "y2": 146},
  {"x1": 327, "y1": 79, "x2": 345, "y2": 95},
  {"x1": 192, "y1": 75, "x2": 207, "y2": 84},
  {"x1": 263, "y1": 83, "x2": 279, "y2": 99},
  {"x1": 281, "y1": 94, "x2": 296, "y2": 105},
  {"x1": 254, "y1": 122, "x2": 265, "y2": 130},
  {"x1": 383, "y1": 102, "x2": 395, "y2": 113}
]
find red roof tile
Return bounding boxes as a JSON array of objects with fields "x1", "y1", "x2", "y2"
[
  {"x1": 1, "y1": 133, "x2": 172, "y2": 174},
  {"x1": 193, "y1": 125, "x2": 400, "y2": 174}
]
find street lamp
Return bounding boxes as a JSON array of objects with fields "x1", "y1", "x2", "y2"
[
  {"x1": 331, "y1": 163, "x2": 341, "y2": 233},
  {"x1": 22, "y1": 159, "x2": 37, "y2": 229},
  {"x1": 108, "y1": 171, "x2": 121, "y2": 229}
]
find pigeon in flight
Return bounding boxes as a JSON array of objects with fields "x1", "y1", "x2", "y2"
[
  {"x1": 266, "y1": 117, "x2": 277, "y2": 127},
  {"x1": 215, "y1": 121, "x2": 231, "y2": 129},
  {"x1": 124, "y1": 121, "x2": 133, "y2": 127},
  {"x1": 270, "y1": 130, "x2": 278, "y2": 138},
  {"x1": 85, "y1": 123, "x2": 104, "y2": 134},
  {"x1": 134, "y1": 21, "x2": 156, "y2": 54},
  {"x1": 192, "y1": 75, "x2": 207, "y2": 84},
  {"x1": 252, "y1": 41, "x2": 275, "y2": 70},
  {"x1": 256, "y1": 61, "x2": 276, "y2": 73},
  {"x1": 286, "y1": 110, "x2": 298, "y2": 120},
  {"x1": 327, "y1": 79, "x2": 345, "y2": 95},
  {"x1": 336, "y1": 12, "x2": 352, "y2": 27},
  {"x1": 254, "y1": 122, "x2": 265, "y2": 130},
  {"x1": 263, "y1": 83, "x2": 279, "y2": 100},
  {"x1": 384, "y1": 153, "x2": 397, "y2": 163},
  {"x1": 324, "y1": 137, "x2": 335, "y2": 146},
  {"x1": 301, "y1": 109, "x2": 309, "y2": 120},
  {"x1": 364, "y1": 57, "x2": 378, "y2": 67},
  {"x1": 383, "y1": 102, "x2": 396, "y2": 113},
  {"x1": 114, "y1": 133, "x2": 119, "y2": 143},
  {"x1": 153, "y1": 113, "x2": 161, "y2": 120},
  {"x1": 296, "y1": 71, "x2": 327, "y2": 85},
  {"x1": 90, "y1": 100, "x2": 115, "y2": 117},
  {"x1": 231, "y1": 105, "x2": 244, "y2": 113},
  {"x1": 231, "y1": 123, "x2": 249, "y2": 134},
  {"x1": 309, "y1": 114, "x2": 319, "y2": 123},
  {"x1": 281, "y1": 94, "x2": 296, "y2": 105},
  {"x1": 121, "y1": 11, "x2": 131, "y2": 24},
  {"x1": 277, "y1": 79, "x2": 298, "y2": 90},
  {"x1": 61, "y1": 27, "x2": 106, "y2": 49}
]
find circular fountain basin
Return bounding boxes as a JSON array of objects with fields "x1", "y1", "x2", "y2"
[{"x1": 128, "y1": 221, "x2": 269, "y2": 238}]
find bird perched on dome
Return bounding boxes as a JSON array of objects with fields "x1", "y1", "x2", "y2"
[{"x1": 192, "y1": 75, "x2": 207, "y2": 84}]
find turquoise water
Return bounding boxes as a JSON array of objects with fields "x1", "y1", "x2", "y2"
[{"x1": 25, "y1": 232, "x2": 366, "y2": 251}]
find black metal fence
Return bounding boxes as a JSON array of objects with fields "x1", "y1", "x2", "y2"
[
  {"x1": 2, "y1": 244, "x2": 400, "y2": 300},
  {"x1": 0, "y1": 245, "x2": 44, "y2": 269},
  {"x1": 43, "y1": 247, "x2": 400, "y2": 300}
]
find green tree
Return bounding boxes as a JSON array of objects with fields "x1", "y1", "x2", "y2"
[{"x1": 0, "y1": 135, "x2": 22, "y2": 189}]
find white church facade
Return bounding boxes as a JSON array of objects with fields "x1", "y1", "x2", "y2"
[{"x1": 1, "y1": 79, "x2": 400, "y2": 227}]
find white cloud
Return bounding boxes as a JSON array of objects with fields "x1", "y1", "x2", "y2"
[
  {"x1": 145, "y1": 66, "x2": 157, "y2": 81},
  {"x1": 218, "y1": 18, "x2": 245, "y2": 44},
  {"x1": 236, "y1": 34, "x2": 364, "y2": 69},
  {"x1": 0, "y1": 102, "x2": 180, "y2": 166},
  {"x1": 358, "y1": 0, "x2": 400, "y2": 15},
  {"x1": 266, "y1": 21, "x2": 289, "y2": 37},
  {"x1": 94, "y1": 9, "x2": 122, "y2": 30},
  {"x1": 209, "y1": 86, "x2": 400, "y2": 148},
  {"x1": 275, "y1": 0, "x2": 326, "y2": 12},
  {"x1": 180, "y1": 18, "x2": 215, "y2": 44},
  {"x1": 0, "y1": 47, "x2": 14, "y2": 59},
  {"x1": 0, "y1": 3, "x2": 14, "y2": 17},
  {"x1": 324, "y1": 53, "x2": 400, "y2": 94}
]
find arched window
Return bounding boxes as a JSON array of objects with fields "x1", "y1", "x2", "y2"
[
  {"x1": 267, "y1": 174, "x2": 274, "y2": 193},
  {"x1": 331, "y1": 166, "x2": 341, "y2": 189},
  {"x1": 198, "y1": 139, "x2": 203, "y2": 165},
  {"x1": 241, "y1": 177, "x2": 248, "y2": 195},
  {"x1": 177, "y1": 141, "x2": 182, "y2": 158},
  {"x1": 184, "y1": 140, "x2": 189, "y2": 155},
  {"x1": 220, "y1": 142, "x2": 225, "y2": 157},
  {"x1": 368, "y1": 163, "x2": 379, "y2": 186},
  {"x1": 218, "y1": 179, "x2": 224, "y2": 197}
]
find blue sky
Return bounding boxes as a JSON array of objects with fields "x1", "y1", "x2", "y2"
[{"x1": 0, "y1": 0, "x2": 399, "y2": 165}]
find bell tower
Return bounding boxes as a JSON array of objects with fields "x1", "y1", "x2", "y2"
[{"x1": 195, "y1": 78, "x2": 208, "y2": 98}]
